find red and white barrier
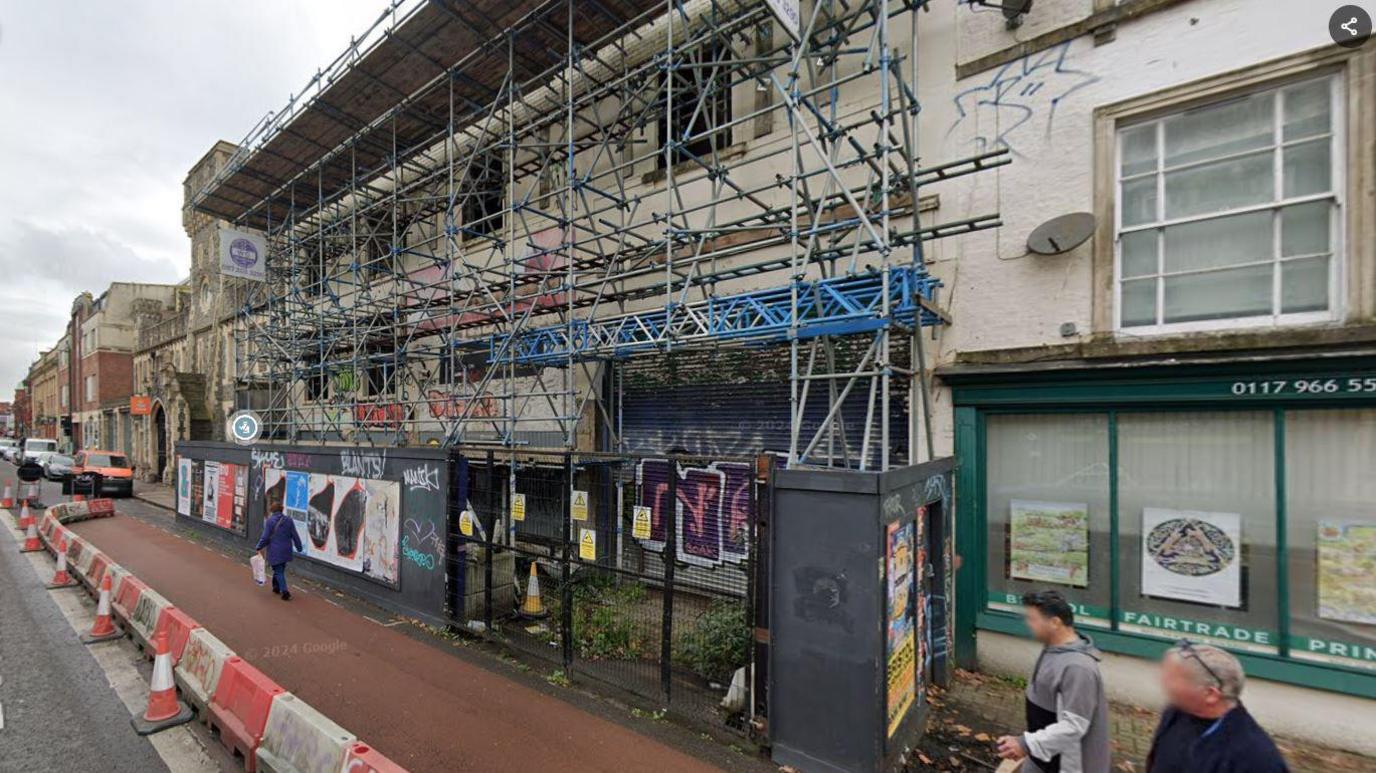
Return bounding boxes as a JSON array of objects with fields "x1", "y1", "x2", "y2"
[
  {"x1": 129, "y1": 589, "x2": 172, "y2": 652},
  {"x1": 175, "y1": 628, "x2": 235, "y2": 724},
  {"x1": 208, "y1": 657, "x2": 286, "y2": 773},
  {"x1": 256, "y1": 693, "x2": 357, "y2": 773}
]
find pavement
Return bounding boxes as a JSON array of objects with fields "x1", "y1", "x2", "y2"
[{"x1": 5, "y1": 472, "x2": 759, "y2": 773}]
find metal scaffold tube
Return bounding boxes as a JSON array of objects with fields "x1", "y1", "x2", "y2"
[{"x1": 211, "y1": 0, "x2": 1002, "y2": 467}]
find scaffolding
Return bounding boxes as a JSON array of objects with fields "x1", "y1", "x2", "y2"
[{"x1": 196, "y1": 0, "x2": 1006, "y2": 470}]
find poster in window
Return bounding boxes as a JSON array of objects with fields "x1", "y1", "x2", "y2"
[
  {"x1": 1317, "y1": 522, "x2": 1376, "y2": 625},
  {"x1": 1009, "y1": 500, "x2": 1090, "y2": 587},
  {"x1": 263, "y1": 468, "x2": 401, "y2": 586},
  {"x1": 176, "y1": 457, "x2": 192, "y2": 516},
  {"x1": 1141, "y1": 508, "x2": 1241, "y2": 608},
  {"x1": 885, "y1": 519, "x2": 916, "y2": 738}
]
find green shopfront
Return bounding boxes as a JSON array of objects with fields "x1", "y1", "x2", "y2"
[{"x1": 947, "y1": 355, "x2": 1376, "y2": 699}]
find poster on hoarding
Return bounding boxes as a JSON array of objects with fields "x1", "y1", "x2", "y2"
[
  {"x1": 189, "y1": 459, "x2": 205, "y2": 519},
  {"x1": 1317, "y1": 521, "x2": 1376, "y2": 625},
  {"x1": 1010, "y1": 500, "x2": 1090, "y2": 587},
  {"x1": 176, "y1": 457, "x2": 192, "y2": 516},
  {"x1": 202, "y1": 461, "x2": 221, "y2": 524},
  {"x1": 1141, "y1": 508, "x2": 1241, "y2": 608},
  {"x1": 264, "y1": 468, "x2": 401, "y2": 586},
  {"x1": 885, "y1": 519, "x2": 916, "y2": 738}
]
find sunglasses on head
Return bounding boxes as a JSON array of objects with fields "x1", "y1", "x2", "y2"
[{"x1": 1173, "y1": 639, "x2": 1224, "y2": 688}]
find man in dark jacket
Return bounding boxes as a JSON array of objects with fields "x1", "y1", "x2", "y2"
[
  {"x1": 996, "y1": 590, "x2": 1110, "y2": 772},
  {"x1": 1146, "y1": 641, "x2": 1289, "y2": 773},
  {"x1": 255, "y1": 491, "x2": 304, "y2": 600}
]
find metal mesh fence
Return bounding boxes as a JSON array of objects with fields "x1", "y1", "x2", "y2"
[{"x1": 446, "y1": 449, "x2": 761, "y2": 725}]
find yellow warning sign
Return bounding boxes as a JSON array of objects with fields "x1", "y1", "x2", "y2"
[
  {"x1": 459, "y1": 509, "x2": 474, "y2": 537},
  {"x1": 579, "y1": 528, "x2": 596, "y2": 561},
  {"x1": 632, "y1": 506, "x2": 652, "y2": 540},
  {"x1": 571, "y1": 489, "x2": 589, "y2": 521},
  {"x1": 511, "y1": 493, "x2": 526, "y2": 522}
]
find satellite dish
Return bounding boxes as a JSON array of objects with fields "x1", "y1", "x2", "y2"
[{"x1": 1028, "y1": 212, "x2": 1096, "y2": 255}]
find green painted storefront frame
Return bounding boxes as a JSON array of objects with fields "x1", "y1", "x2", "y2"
[{"x1": 949, "y1": 355, "x2": 1376, "y2": 699}]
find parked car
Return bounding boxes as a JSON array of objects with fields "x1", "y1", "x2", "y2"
[
  {"x1": 22, "y1": 438, "x2": 59, "y2": 464},
  {"x1": 0, "y1": 438, "x2": 18, "y2": 463},
  {"x1": 44, "y1": 453, "x2": 75, "y2": 481},
  {"x1": 72, "y1": 450, "x2": 135, "y2": 498}
]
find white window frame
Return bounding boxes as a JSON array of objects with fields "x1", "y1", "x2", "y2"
[{"x1": 1113, "y1": 73, "x2": 1345, "y2": 335}]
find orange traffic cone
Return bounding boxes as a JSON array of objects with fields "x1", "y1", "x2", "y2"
[
  {"x1": 20, "y1": 519, "x2": 41, "y2": 552},
  {"x1": 519, "y1": 562, "x2": 547, "y2": 619},
  {"x1": 131, "y1": 631, "x2": 194, "y2": 735},
  {"x1": 17, "y1": 500, "x2": 33, "y2": 530},
  {"x1": 83, "y1": 573, "x2": 122, "y2": 644},
  {"x1": 46, "y1": 536, "x2": 79, "y2": 589},
  {"x1": 1, "y1": 483, "x2": 12, "y2": 508}
]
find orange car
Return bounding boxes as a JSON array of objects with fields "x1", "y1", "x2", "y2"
[{"x1": 72, "y1": 449, "x2": 135, "y2": 498}]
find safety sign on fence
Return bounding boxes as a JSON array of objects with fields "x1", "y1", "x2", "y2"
[
  {"x1": 511, "y1": 493, "x2": 526, "y2": 522},
  {"x1": 579, "y1": 528, "x2": 596, "y2": 561},
  {"x1": 571, "y1": 490, "x2": 588, "y2": 522},
  {"x1": 459, "y1": 510, "x2": 475, "y2": 537},
  {"x1": 632, "y1": 506, "x2": 652, "y2": 540}
]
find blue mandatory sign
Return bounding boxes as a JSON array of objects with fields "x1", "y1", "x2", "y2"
[{"x1": 230, "y1": 410, "x2": 263, "y2": 446}]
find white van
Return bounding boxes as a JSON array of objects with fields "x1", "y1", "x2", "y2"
[{"x1": 22, "y1": 438, "x2": 59, "y2": 464}]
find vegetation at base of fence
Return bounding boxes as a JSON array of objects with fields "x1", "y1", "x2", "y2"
[
  {"x1": 572, "y1": 574, "x2": 651, "y2": 661},
  {"x1": 673, "y1": 598, "x2": 750, "y2": 684}
]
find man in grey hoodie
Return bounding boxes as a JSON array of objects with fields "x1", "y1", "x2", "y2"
[{"x1": 996, "y1": 590, "x2": 1110, "y2": 773}]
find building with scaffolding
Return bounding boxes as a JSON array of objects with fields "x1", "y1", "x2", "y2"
[{"x1": 193, "y1": 0, "x2": 1003, "y2": 471}]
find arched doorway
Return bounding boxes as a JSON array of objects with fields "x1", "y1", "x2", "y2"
[{"x1": 153, "y1": 404, "x2": 168, "y2": 483}]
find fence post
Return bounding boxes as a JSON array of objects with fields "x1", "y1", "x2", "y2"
[
  {"x1": 660, "y1": 456, "x2": 677, "y2": 705},
  {"x1": 561, "y1": 453, "x2": 574, "y2": 671},
  {"x1": 484, "y1": 449, "x2": 495, "y2": 630}
]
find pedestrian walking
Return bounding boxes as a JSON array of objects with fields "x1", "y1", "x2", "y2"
[
  {"x1": 255, "y1": 491, "x2": 303, "y2": 601},
  {"x1": 996, "y1": 590, "x2": 1110, "y2": 773},
  {"x1": 1145, "y1": 641, "x2": 1289, "y2": 773}
]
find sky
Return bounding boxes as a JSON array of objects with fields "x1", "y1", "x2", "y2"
[{"x1": 0, "y1": 0, "x2": 387, "y2": 395}]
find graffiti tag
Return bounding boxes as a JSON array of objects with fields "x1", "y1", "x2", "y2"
[
  {"x1": 402, "y1": 536, "x2": 437, "y2": 571},
  {"x1": 284, "y1": 453, "x2": 312, "y2": 470},
  {"x1": 403, "y1": 464, "x2": 441, "y2": 493},
  {"x1": 251, "y1": 449, "x2": 285, "y2": 470},
  {"x1": 340, "y1": 448, "x2": 386, "y2": 479},
  {"x1": 948, "y1": 41, "x2": 1099, "y2": 156},
  {"x1": 635, "y1": 459, "x2": 753, "y2": 567}
]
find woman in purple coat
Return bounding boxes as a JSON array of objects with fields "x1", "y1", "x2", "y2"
[{"x1": 255, "y1": 491, "x2": 304, "y2": 600}]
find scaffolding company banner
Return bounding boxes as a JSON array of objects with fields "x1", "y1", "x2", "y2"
[
  {"x1": 264, "y1": 468, "x2": 401, "y2": 586},
  {"x1": 219, "y1": 227, "x2": 267, "y2": 282},
  {"x1": 1010, "y1": 500, "x2": 1089, "y2": 587},
  {"x1": 766, "y1": 0, "x2": 801, "y2": 41},
  {"x1": 1317, "y1": 521, "x2": 1376, "y2": 624},
  {"x1": 1141, "y1": 508, "x2": 1242, "y2": 608}
]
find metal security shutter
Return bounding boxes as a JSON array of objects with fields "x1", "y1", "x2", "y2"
[{"x1": 617, "y1": 345, "x2": 909, "y2": 466}]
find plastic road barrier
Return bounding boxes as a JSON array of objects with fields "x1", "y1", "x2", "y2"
[
  {"x1": 255, "y1": 694, "x2": 356, "y2": 773},
  {"x1": 208, "y1": 657, "x2": 287, "y2": 773},
  {"x1": 85, "y1": 552, "x2": 111, "y2": 591},
  {"x1": 175, "y1": 628, "x2": 235, "y2": 724},
  {"x1": 340, "y1": 742, "x2": 409, "y2": 773},
  {"x1": 64, "y1": 538, "x2": 86, "y2": 575},
  {"x1": 73, "y1": 540, "x2": 98, "y2": 577},
  {"x1": 129, "y1": 589, "x2": 173, "y2": 651},
  {"x1": 152, "y1": 606, "x2": 200, "y2": 665},
  {"x1": 112, "y1": 574, "x2": 147, "y2": 624}
]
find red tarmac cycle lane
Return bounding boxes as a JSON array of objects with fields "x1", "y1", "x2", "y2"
[{"x1": 68, "y1": 515, "x2": 722, "y2": 773}]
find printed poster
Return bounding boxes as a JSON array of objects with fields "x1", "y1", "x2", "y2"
[
  {"x1": 176, "y1": 457, "x2": 192, "y2": 516},
  {"x1": 215, "y1": 463, "x2": 236, "y2": 530},
  {"x1": 1141, "y1": 508, "x2": 1242, "y2": 608},
  {"x1": 1010, "y1": 500, "x2": 1089, "y2": 587},
  {"x1": 1317, "y1": 522, "x2": 1376, "y2": 625},
  {"x1": 189, "y1": 460, "x2": 205, "y2": 520},
  {"x1": 264, "y1": 468, "x2": 401, "y2": 586},
  {"x1": 202, "y1": 461, "x2": 221, "y2": 524},
  {"x1": 885, "y1": 519, "x2": 917, "y2": 737}
]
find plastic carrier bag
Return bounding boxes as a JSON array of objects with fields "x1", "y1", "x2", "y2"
[{"x1": 250, "y1": 553, "x2": 267, "y2": 586}]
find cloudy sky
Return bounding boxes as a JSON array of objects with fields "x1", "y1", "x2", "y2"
[{"x1": 0, "y1": 1, "x2": 385, "y2": 394}]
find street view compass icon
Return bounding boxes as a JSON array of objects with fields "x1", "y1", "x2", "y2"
[{"x1": 229, "y1": 410, "x2": 263, "y2": 446}]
